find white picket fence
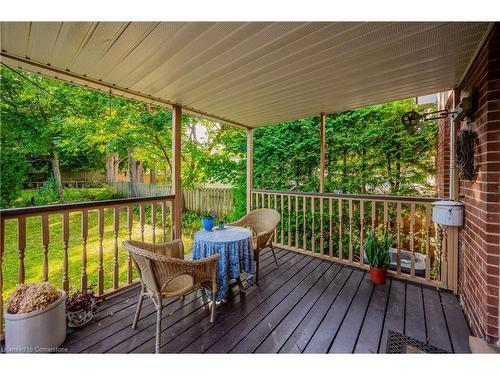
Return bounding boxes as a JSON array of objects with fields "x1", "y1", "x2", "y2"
[{"x1": 111, "y1": 182, "x2": 234, "y2": 217}]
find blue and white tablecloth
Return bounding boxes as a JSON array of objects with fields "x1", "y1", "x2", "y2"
[{"x1": 193, "y1": 226, "x2": 254, "y2": 301}]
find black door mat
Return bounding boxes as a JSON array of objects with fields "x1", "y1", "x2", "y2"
[{"x1": 386, "y1": 330, "x2": 449, "y2": 353}]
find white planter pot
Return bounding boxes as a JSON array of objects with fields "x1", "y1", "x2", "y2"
[
  {"x1": 67, "y1": 307, "x2": 93, "y2": 328},
  {"x1": 4, "y1": 290, "x2": 67, "y2": 353}
]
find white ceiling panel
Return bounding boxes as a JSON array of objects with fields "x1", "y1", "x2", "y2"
[{"x1": 0, "y1": 22, "x2": 492, "y2": 128}]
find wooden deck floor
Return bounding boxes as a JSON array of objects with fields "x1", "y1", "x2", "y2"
[{"x1": 63, "y1": 247, "x2": 471, "y2": 353}]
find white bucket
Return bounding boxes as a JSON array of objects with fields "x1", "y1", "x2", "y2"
[
  {"x1": 432, "y1": 200, "x2": 464, "y2": 227},
  {"x1": 4, "y1": 291, "x2": 67, "y2": 353}
]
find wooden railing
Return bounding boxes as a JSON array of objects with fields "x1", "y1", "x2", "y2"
[
  {"x1": 0, "y1": 195, "x2": 175, "y2": 336},
  {"x1": 251, "y1": 189, "x2": 451, "y2": 290}
]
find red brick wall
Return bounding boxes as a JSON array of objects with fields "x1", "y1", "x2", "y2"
[{"x1": 437, "y1": 24, "x2": 500, "y2": 345}]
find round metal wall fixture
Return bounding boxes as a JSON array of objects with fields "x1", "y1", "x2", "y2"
[{"x1": 401, "y1": 111, "x2": 422, "y2": 127}]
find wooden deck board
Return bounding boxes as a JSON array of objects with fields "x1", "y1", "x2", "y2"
[
  {"x1": 329, "y1": 272, "x2": 374, "y2": 353},
  {"x1": 440, "y1": 290, "x2": 471, "y2": 353},
  {"x1": 404, "y1": 282, "x2": 426, "y2": 342},
  {"x1": 61, "y1": 248, "x2": 471, "y2": 354},
  {"x1": 255, "y1": 263, "x2": 342, "y2": 353},
  {"x1": 422, "y1": 287, "x2": 453, "y2": 352},
  {"x1": 304, "y1": 268, "x2": 365, "y2": 353},
  {"x1": 378, "y1": 278, "x2": 406, "y2": 353},
  {"x1": 279, "y1": 266, "x2": 353, "y2": 353},
  {"x1": 353, "y1": 279, "x2": 392, "y2": 353}
]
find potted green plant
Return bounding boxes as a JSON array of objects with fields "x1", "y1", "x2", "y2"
[
  {"x1": 66, "y1": 286, "x2": 100, "y2": 327},
  {"x1": 201, "y1": 210, "x2": 215, "y2": 231},
  {"x1": 4, "y1": 282, "x2": 66, "y2": 353},
  {"x1": 365, "y1": 229, "x2": 393, "y2": 285}
]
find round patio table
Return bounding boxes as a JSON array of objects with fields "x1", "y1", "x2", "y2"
[{"x1": 192, "y1": 226, "x2": 254, "y2": 301}]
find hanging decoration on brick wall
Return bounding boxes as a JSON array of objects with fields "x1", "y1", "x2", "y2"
[{"x1": 456, "y1": 129, "x2": 477, "y2": 181}]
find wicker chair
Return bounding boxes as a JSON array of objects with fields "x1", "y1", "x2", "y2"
[
  {"x1": 230, "y1": 208, "x2": 280, "y2": 284},
  {"x1": 123, "y1": 239, "x2": 219, "y2": 353}
]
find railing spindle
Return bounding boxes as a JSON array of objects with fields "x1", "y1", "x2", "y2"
[
  {"x1": 348, "y1": 199, "x2": 353, "y2": 262},
  {"x1": 62, "y1": 212, "x2": 70, "y2": 293},
  {"x1": 17, "y1": 216, "x2": 26, "y2": 284},
  {"x1": 371, "y1": 201, "x2": 376, "y2": 229},
  {"x1": 311, "y1": 197, "x2": 315, "y2": 254},
  {"x1": 338, "y1": 199, "x2": 343, "y2": 260},
  {"x1": 140, "y1": 203, "x2": 145, "y2": 242},
  {"x1": 41, "y1": 214, "x2": 49, "y2": 282},
  {"x1": 319, "y1": 197, "x2": 324, "y2": 256},
  {"x1": 295, "y1": 195, "x2": 299, "y2": 249},
  {"x1": 97, "y1": 207, "x2": 105, "y2": 295},
  {"x1": 274, "y1": 194, "x2": 278, "y2": 241},
  {"x1": 127, "y1": 205, "x2": 133, "y2": 284},
  {"x1": 280, "y1": 194, "x2": 284, "y2": 244},
  {"x1": 287, "y1": 195, "x2": 292, "y2": 248},
  {"x1": 151, "y1": 202, "x2": 156, "y2": 243},
  {"x1": 162, "y1": 201, "x2": 167, "y2": 242},
  {"x1": 113, "y1": 207, "x2": 120, "y2": 289},
  {"x1": 410, "y1": 203, "x2": 416, "y2": 278},
  {"x1": 396, "y1": 202, "x2": 402, "y2": 274},
  {"x1": 425, "y1": 204, "x2": 432, "y2": 281},
  {"x1": 81, "y1": 209, "x2": 88, "y2": 292},
  {"x1": 329, "y1": 198, "x2": 333, "y2": 257},
  {"x1": 302, "y1": 196, "x2": 307, "y2": 252},
  {"x1": 359, "y1": 200, "x2": 364, "y2": 267},
  {"x1": 383, "y1": 201, "x2": 389, "y2": 230}
]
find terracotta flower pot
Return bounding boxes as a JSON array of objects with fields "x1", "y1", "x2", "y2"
[{"x1": 370, "y1": 267, "x2": 387, "y2": 285}]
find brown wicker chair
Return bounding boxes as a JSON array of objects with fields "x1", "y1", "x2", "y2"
[
  {"x1": 230, "y1": 208, "x2": 280, "y2": 284},
  {"x1": 123, "y1": 239, "x2": 219, "y2": 353}
]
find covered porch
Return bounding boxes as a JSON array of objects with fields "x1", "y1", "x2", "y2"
[{"x1": 1, "y1": 21, "x2": 498, "y2": 351}]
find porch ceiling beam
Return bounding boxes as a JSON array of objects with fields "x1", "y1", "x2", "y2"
[{"x1": 0, "y1": 52, "x2": 249, "y2": 130}]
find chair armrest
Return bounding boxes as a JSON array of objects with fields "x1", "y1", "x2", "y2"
[{"x1": 256, "y1": 229, "x2": 275, "y2": 250}]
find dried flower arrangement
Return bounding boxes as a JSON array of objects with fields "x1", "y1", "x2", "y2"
[
  {"x1": 66, "y1": 285, "x2": 100, "y2": 312},
  {"x1": 6, "y1": 282, "x2": 60, "y2": 314}
]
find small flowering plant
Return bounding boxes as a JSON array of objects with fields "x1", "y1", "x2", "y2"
[{"x1": 66, "y1": 285, "x2": 100, "y2": 312}]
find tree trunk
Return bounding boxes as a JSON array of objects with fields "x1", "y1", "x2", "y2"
[
  {"x1": 128, "y1": 148, "x2": 138, "y2": 197},
  {"x1": 51, "y1": 150, "x2": 63, "y2": 199},
  {"x1": 136, "y1": 161, "x2": 144, "y2": 183},
  {"x1": 150, "y1": 163, "x2": 156, "y2": 185},
  {"x1": 105, "y1": 153, "x2": 119, "y2": 184}
]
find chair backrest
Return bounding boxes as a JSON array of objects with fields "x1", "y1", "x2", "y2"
[
  {"x1": 123, "y1": 240, "x2": 184, "y2": 294},
  {"x1": 244, "y1": 208, "x2": 280, "y2": 235}
]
